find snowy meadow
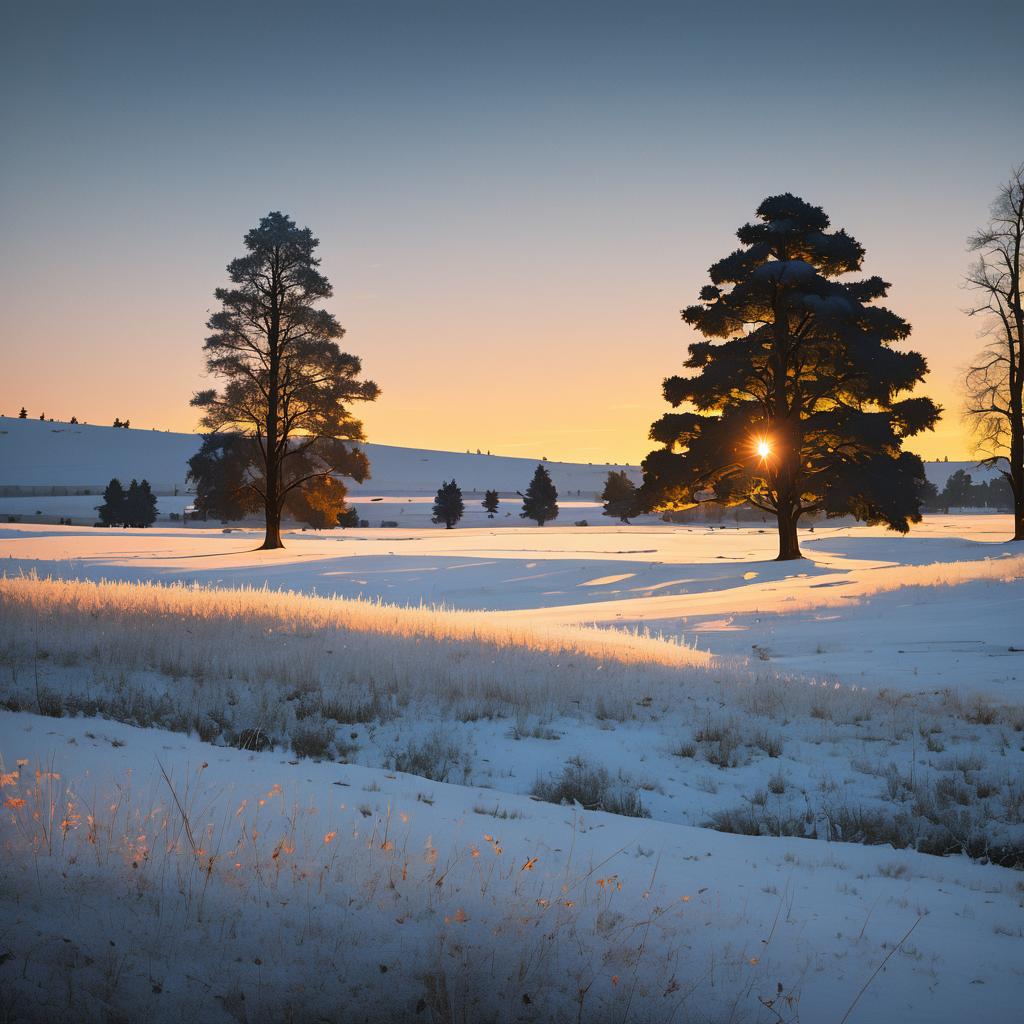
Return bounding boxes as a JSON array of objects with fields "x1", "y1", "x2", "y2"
[{"x1": 2, "y1": 520, "x2": 1023, "y2": 1022}]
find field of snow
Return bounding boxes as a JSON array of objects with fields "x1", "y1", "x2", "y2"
[
  {"x1": 2, "y1": 514, "x2": 1021, "y2": 695},
  {"x1": 3, "y1": 710, "x2": 1023, "y2": 1024},
  {"x1": 2, "y1": 421, "x2": 1023, "y2": 1022}
]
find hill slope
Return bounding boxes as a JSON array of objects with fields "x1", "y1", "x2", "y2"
[
  {"x1": 0, "y1": 417, "x2": 637, "y2": 496},
  {"x1": 0, "y1": 415, "x2": 998, "y2": 496}
]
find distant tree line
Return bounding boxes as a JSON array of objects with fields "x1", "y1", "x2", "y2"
[
  {"x1": 921, "y1": 469, "x2": 1014, "y2": 511},
  {"x1": 96, "y1": 478, "x2": 158, "y2": 527}
]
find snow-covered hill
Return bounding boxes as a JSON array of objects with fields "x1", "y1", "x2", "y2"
[
  {"x1": 0, "y1": 416, "x2": 637, "y2": 496},
  {"x1": 0, "y1": 415, "x2": 1000, "y2": 496}
]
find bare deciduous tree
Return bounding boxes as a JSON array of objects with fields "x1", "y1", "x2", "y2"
[{"x1": 964, "y1": 164, "x2": 1024, "y2": 541}]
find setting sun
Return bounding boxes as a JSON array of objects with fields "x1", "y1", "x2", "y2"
[{"x1": 756, "y1": 439, "x2": 772, "y2": 460}]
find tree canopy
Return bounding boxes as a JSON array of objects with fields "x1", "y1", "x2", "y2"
[
  {"x1": 639, "y1": 194, "x2": 940, "y2": 559},
  {"x1": 191, "y1": 212, "x2": 378, "y2": 548}
]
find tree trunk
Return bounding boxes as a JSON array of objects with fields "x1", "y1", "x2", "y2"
[
  {"x1": 260, "y1": 260, "x2": 284, "y2": 550},
  {"x1": 260, "y1": 501, "x2": 283, "y2": 549},
  {"x1": 1012, "y1": 395, "x2": 1024, "y2": 541},
  {"x1": 775, "y1": 507, "x2": 802, "y2": 560}
]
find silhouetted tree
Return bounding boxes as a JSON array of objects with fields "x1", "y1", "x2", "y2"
[
  {"x1": 482, "y1": 490, "x2": 500, "y2": 517},
  {"x1": 639, "y1": 194, "x2": 940, "y2": 560},
  {"x1": 97, "y1": 478, "x2": 126, "y2": 526},
  {"x1": 123, "y1": 479, "x2": 158, "y2": 527},
  {"x1": 113, "y1": 418, "x2": 122, "y2": 428},
  {"x1": 918, "y1": 478, "x2": 940, "y2": 510},
  {"x1": 964, "y1": 163, "x2": 1024, "y2": 541},
  {"x1": 600, "y1": 470, "x2": 637, "y2": 523},
  {"x1": 520, "y1": 465, "x2": 559, "y2": 525},
  {"x1": 70, "y1": 416, "x2": 78, "y2": 424},
  {"x1": 18, "y1": 408, "x2": 27, "y2": 418},
  {"x1": 337, "y1": 506, "x2": 360, "y2": 528},
  {"x1": 191, "y1": 212, "x2": 379, "y2": 549},
  {"x1": 941, "y1": 469, "x2": 974, "y2": 509},
  {"x1": 39, "y1": 412, "x2": 44, "y2": 420},
  {"x1": 432, "y1": 479, "x2": 465, "y2": 528}
]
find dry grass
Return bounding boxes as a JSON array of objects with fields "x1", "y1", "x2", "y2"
[{"x1": 0, "y1": 756, "x2": 756, "y2": 1023}]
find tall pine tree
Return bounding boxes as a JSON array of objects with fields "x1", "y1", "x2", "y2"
[
  {"x1": 432, "y1": 480, "x2": 465, "y2": 528},
  {"x1": 191, "y1": 212, "x2": 379, "y2": 549},
  {"x1": 639, "y1": 194, "x2": 940, "y2": 560},
  {"x1": 520, "y1": 465, "x2": 559, "y2": 525},
  {"x1": 482, "y1": 489, "x2": 500, "y2": 518}
]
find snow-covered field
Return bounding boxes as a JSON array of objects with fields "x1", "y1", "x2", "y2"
[
  {"x1": 2, "y1": 515, "x2": 1021, "y2": 694},
  {"x1": 3, "y1": 710, "x2": 1023, "y2": 1024},
  {"x1": 1, "y1": 422, "x2": 1023, "y2": 1021}
]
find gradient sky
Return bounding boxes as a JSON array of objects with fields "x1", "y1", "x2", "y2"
[{"x1": 2, "y1": 1, "x2": 1021, "y2": 463}]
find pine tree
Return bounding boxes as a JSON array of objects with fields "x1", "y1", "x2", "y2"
[
  {"x1": 97, "y1": 478, "x2": 126, "y2": 526},
  {"x1": 940, "y1": 469, "x2": 974, "y2": 509},
  {"x1": 520, "y1": 465, "x2": 559, "y2": 525},
  {"x1": 482, "y1": 489, "x2": 500, "y2": 517},
  {"x1": 639, "y1": 194, "x2": 940, "y2": 560},
  {"x1": 70, "y1": 416, "x2": 78, "y2": 424},
  {"x1": 113, "y1": 418, "x2": 122, "y2": 428},
  {"x1": 600, "y1": 470, "x2": 637, "y2": 523},
  {"x1": 138, "y1": 480, "x2": 158, "y2": 526},
  {"x1": 39, "y1": 412, "x2": 45, "y2": 420},
  {"x1": 122, "y1": 480, "x2": 149, "y2": 527},
  {"x1": 191, "y1": 212, "x2": 379, "y2": 549},
  {"x1": 432, "y1": 480, "x2": 465, "y2": 528},
  {"x1": 18, "y1": 408, "x2": 27, "y2": 418}
]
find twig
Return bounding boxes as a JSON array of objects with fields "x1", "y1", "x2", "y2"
[{"x1": 839, "y1": 915, "x2": 924, "y2": 1024}]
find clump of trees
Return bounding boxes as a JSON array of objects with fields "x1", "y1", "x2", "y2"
[
  {"x1": 923, "y1": 469, "x2": 1013, "y2": 511},
  {"x1": 190, "y1": 212, "x2": 378, "y2": 549},
  {"x1": 482, "y1": 490, "x2": 499, "y2": 518},
  {"x1": 600, "y1": 470, "x2": 637, "y2": 523},
  {"x1": 638, "y1": 194, "x2": 939, "y2": 560},
  {"x1": 112, "y1": 418, "x2": 131, "y2": 428},
  {"x1": 97, "y1": 478, "x2": 157, "y2": 527},
  {"x1": 963, "y1": 163, "x2": 1024, "y2": 541},
  {"x1": 520, "y1": 464, "x2": 559, "y2": 525},
  {"x1": 432, "y1": 480, "x2": 465, "y2": 528}
]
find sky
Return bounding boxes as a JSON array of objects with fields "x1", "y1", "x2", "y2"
[{"x1": 1, "y1": 0, "x2": 1021, "y2": 464}]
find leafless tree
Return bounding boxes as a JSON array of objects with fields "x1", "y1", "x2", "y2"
[{"x1": 964, "y1": 163, "x2": 1024, "y2": 540}]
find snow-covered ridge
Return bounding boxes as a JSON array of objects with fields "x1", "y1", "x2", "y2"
[
  {"x1": 0, "y1": 416, "x2": 637, "y2": 495},
  {"x1": 0, "y1": 415, "x2": 997, "y2": 495}
]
